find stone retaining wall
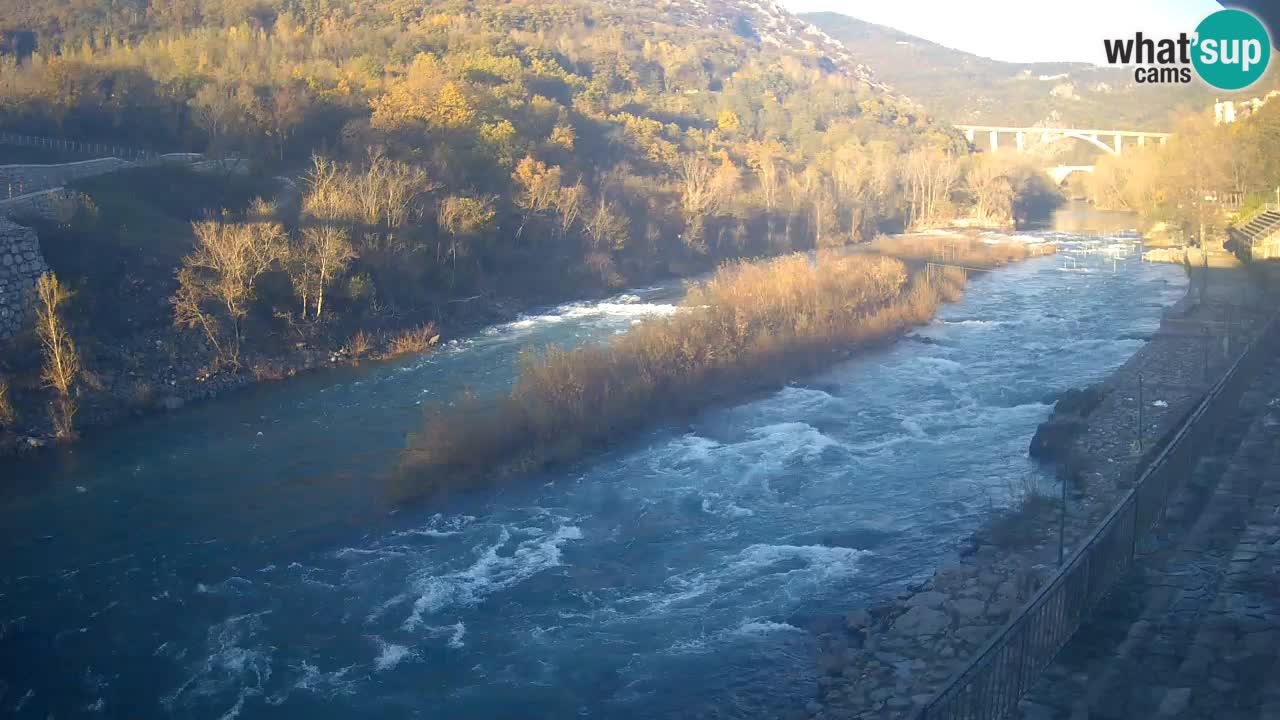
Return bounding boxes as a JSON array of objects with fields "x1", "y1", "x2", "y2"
[
  {"x1": 0, "y1": 188, "x2": 81, "y2": 224},
  {"x1": 0, "y1": 218, "x2": 48, "y2": 339},
  {"x1": 0, "y1": 157, "x2": 134, "y2": 197}
]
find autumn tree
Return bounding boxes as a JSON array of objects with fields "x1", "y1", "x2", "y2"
[{"x1": 511, "y1": 156, "x2": 564, "y2": 237}]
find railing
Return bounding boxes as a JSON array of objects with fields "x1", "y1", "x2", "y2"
[
  {"x1": 0, "y1": 130, "x2": 159, "y2": 162},
  {"x1": 915, "y1": 311, "x2": 1278, "y2": 720}
]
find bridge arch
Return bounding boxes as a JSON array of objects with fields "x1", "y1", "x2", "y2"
[
  {"x1": 1053, "y1": 132, "x2": 1118, "y2": 155},
  {"x1": 1048, "y1": 165, "x2": 1095, "y2": 185}
]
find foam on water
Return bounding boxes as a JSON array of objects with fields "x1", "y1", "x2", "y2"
[
  {"x1": 400, "y1": 522, "x2": 584, "y2": 630},
  {"x1": 373, "y1": 638, "x2": 417, "y2": 671},
  {"x1": 4, "y1": 225, "x2": 1192, "y2": 720},
  {"x1": 164, "y1": 612, "x2": 273, "y2": 716},
  {"x1": 497, "y1": 293, "x2": 679, "y2": 335}
]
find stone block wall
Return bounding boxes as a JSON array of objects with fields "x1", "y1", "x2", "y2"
[
  {"x1": 0, "y1": 157, "x2": 134, "y2": 197},
  {"x1": 0, "y1": 188, "x2": 81, "y2": 224},
  {"x1": 0, "y1": 218, "x2": 48, "y2": 339}
]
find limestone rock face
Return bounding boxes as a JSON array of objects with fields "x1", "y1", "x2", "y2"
[{"x1": 0, "y1": 218, "x2": 48, "y2": 339}]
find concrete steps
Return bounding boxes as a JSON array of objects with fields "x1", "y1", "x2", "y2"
[
  {"x1": 1014, "y1": 365, "x2": 1280, "y2": 720},
  {"x1": 1228, "y1": 210, "x2": 1280, "y2": 260}
]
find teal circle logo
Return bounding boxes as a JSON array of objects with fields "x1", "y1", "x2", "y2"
[{"x1": 1193, "y1": 9, "x2": 1271, "y2": 90}]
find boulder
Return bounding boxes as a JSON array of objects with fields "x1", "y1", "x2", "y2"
[
  {"x1": 1030, "y1": 386, "x2": 1108, "y2": 462},
  {"x1": 949, "y1": 598, "x2": 987, "y2": 622},
  {"x1": 905, "y1": 591, "x2": 948, "y2": 609},
  {"x1": 844, "y1": 609, "x2": 871, "y2": 631},
  {"x1": 956, "y1": 625, "x2": 998, "y2": 647},
  {"x1": 892, "y1": 606, "x2": 950, "y2": 638}
]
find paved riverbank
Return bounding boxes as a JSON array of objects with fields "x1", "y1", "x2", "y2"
[
  {"x1": 802, "y1": 266, "x2": 1273, "y2": 719},
  {"x1": 1015, "y1": 359, "x2": 1280, "y2": 719}
]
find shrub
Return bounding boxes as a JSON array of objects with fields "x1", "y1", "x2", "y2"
[
  {"x1": 344, "y1": 330, "x2": 373, "y2": 360},
  {"x1": 383, "y1": 323, "x2": 440, "y2": 358},
  {"x1": 0, "y1": 375, "x2": 16, "y2": 428}
]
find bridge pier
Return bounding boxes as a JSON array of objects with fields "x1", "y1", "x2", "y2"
[
  {"x1": 989, "y1": 130, "x2": 998, "y2": 153},
  {"x1": 1016, "y1": 131, "x2": 1025, "y2": 153},
  {"x1": 1139, "y1": 135, "x2": 1146, "y2": 147},
  {"x1": 1114, "y1": 134, "x2": 1122, "y2": 154},
  {"x1": 965, "y1": 128, "x2": 975, "y2": 143}
]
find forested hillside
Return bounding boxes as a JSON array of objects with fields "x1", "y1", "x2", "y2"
[
  {"x1": 804, "y1": 11, "x2": 1279, "y2": 130},
  {"x1": 0, "y1": 0, "x2": 1061, "y2": 446},
  {"x1": 0, "y1": 0, "x2": 980, "y2": 291}
]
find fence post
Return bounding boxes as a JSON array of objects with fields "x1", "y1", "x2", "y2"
[
  {"x1": 1137, "y1": 373, "x2": 1144, "y2": 454},
  {"x1": 1202, "y1": 327, "x2": 1211, "y2": 382}
]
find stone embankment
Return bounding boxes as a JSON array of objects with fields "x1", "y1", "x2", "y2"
[
  {"x1": 0, "y1": 218, "x2": 49, "y2": 338},
  {"x1": 0, "y1": 157, "x2": 133, "y2": 197},
  {"x1": 801, "y1": 267, "x2": 1272, "y2": 720},
  {"x1": 1015, "y1": 361, "x2": 1280, "y2": 719}
]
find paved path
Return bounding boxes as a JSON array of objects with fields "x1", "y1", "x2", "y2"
[{"x1": 1016, "y1": 361, "x2": 1280, "y2": 720}]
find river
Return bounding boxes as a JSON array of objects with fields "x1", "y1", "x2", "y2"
[{"x1": 0, "y1": 210, "x2": 1186, "y2": 719}]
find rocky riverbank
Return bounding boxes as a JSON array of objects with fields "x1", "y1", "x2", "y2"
[
  {"x1": 799, "y1": 266, "x2": 1273, "y2": 719},
  {"x1": 0, "y1": 291, "x2": 529, "y2": 459}
]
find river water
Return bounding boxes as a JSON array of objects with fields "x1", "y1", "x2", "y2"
[{"x1": 1, "y1": 215, "x2": 1186, "y2": 719}]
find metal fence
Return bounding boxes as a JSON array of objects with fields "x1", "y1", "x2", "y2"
[
  {"x1": 915, "y1": 311, "x2": 1278, "y2": 720},
  {"x1": 0, "y1": 130, "x2": 159, "y2": 162}
]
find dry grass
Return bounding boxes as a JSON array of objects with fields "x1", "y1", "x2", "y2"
[
  {"x1": 868, "y1": 234, "x2": 1055, "y2": 268},
  {"x1": 382, "y1": 323, "x2": 440, "y2": 359},
  {"x1": 401, "y1": 249, "x2": 988, "y2": 492},
  {"x1": 0, "y1": 375, "x2": 16, "y2": 428},
  {"x1": 344, "y1": 330, "x2": 374, "y2": 360}
]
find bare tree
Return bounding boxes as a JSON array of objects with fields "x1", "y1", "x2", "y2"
[
  {"x1": 437, "y1": 195, "x2": 496, "y2": 283},
  {"x1": 173, "y1": 207, "x2": 288, "y2": 367},
  {"x1": 555, "y1": 181, "x2": 586, "y2": 240},
  {"x1": 965, "y1": 155, "x2": 1014, "y2": 225},
  {"x1": 582, "y1": 197, "x2": 629, "y2": 251},
  {"x1": 903, "y1": 149, "x2": 961, "y2": 229},
  {"x1": 293, "y1": 225, "x2": 356, "y2": 319},
  {"x1": 35, "y1": 272, "x2": 81, "y2": 437},
  {"x1": 679, "y1": 153, "x2": 737, "y2": 252}
]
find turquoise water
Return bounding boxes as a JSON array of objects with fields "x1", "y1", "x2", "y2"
[{"x1": 0, "y1": 229, "x2": 1185, "y2": 719}]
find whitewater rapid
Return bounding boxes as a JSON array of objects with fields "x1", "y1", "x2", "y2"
[{"x1": 0, "y1": 229, "x2": 1186, "y2": 719}]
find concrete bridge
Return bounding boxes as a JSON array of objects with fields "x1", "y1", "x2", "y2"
[
  {"x1": 1049, "y1": 165, "x2": 1095, "y2": 184},
  {"x1": 955, "y1": 125, "x2": 1172, "y2": 155}
]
